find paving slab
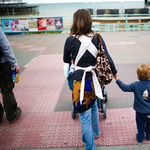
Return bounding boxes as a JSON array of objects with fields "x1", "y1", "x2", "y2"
[{"x1": 0, "y1": 31, "x2": 150, "y2": 149}]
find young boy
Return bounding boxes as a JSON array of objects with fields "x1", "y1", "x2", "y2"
[{"x1": 114, "y1": 64, "x2": 150, "y2": 143}]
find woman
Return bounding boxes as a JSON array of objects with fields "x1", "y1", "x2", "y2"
[{"x1": 63, "y1": 9, "x2": 117, "y2": 150}]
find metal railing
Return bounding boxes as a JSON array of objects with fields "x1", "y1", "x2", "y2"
[
  {"x1": 91, "y1": 22, "x2": 150, "y2": 32},
  {"x1": 63, "y1": 13, "x2": 150, "y2": 32}
]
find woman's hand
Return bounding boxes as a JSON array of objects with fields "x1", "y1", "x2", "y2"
[{"x1": 113, "y1": 73, "x2": 119, "y2": 80}]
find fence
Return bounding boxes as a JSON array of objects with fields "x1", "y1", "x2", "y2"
[
  {"x1": 63, "y1": 13, "x2": 150, "y2": 32},
  {"x1": 91, "y1": 22, "x2": 150, "y2": 32}
]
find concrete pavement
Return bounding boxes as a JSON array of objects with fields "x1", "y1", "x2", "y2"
[{"x1": 0, "y1": 31, "x2": 150, "y2": 149}]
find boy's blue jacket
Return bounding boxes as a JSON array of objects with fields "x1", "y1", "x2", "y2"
[{"x1": 116, "y1": 79, "x2": 150, "y2": 113}]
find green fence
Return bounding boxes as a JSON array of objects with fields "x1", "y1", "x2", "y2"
[
  {"x1": 91, "y1": 22, "x2": 150, "y2": 32},
  {"x1": 63, "y1": 13, "x2": 150, "y2": 32}
]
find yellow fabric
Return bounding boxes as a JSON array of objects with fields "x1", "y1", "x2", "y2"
[{"x1": 72, "y1": 80, "x2": 97, "y2": 109}]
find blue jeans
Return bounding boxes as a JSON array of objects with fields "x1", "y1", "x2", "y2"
[
  {"x1": 79, "y1": 100, "x2": 100, "y2": 150},
  {"x1": 136, "y1": 111, "x2": 150, "y2": 143}
]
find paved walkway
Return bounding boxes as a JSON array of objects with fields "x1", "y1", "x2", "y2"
[{"x1": 0, "y1": 32, "x2": 150, "y2": 150}]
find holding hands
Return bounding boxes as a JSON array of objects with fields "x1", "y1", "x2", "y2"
[{"x1": 113, "y1": 73, "x2": 119, "y2": 80}]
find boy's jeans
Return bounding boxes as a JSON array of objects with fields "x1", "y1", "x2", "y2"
[
  {"x1": 79, "y1": 100, "x2": 100, "y2": 150},
  {"x1": 136, "y1": 111, "x2": 150, "y2": 143}
]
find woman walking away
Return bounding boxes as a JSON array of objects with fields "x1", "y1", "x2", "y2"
[{"x1": 63, "y1": 9, "x2": 118, "y2": 150}]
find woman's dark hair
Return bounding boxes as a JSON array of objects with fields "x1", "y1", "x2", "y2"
[{"x1": 70, "y1": 9, "x2": 94, "y2": 38}]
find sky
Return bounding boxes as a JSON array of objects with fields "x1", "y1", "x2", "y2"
[{"x1": 22, "y1": 0, "x2": 143, "y2": 4}]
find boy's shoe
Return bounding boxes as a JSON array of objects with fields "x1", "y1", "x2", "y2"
[
  {"x1": 9, "y1": 107, "x2": 21, "y2": 124},
  {"x1": 136, "y1": 134, "x2": 144, "y2": 143},
  {"x1": 146, "y1": 134, "x2": 150, "y2": 141},
  {"x1": 146, "y1": 137, "x2": 150, "y2": 141}
]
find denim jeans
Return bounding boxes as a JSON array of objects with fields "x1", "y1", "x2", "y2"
[{"x1": 79, "y1": 100, "x2": 100, "y2": 150}]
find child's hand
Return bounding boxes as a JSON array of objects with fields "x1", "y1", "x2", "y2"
[{"x1": 113, "y1": 73, "x2": 119, "y2": 80}]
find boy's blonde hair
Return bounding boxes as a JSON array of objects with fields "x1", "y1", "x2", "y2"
[{"x1": 137, "y1": 64, "x2": 150, "y2": 80}]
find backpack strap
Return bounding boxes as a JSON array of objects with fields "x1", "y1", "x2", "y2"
[
  {"x1": 74, "y1": 35, "x2": 103, "y2": 104},
  {"x1": 74, "y1": 35, "x2": 98, "y2": 66},
  {"x1": 75, "y1": 65, "x2": 103, "y2": 104}
]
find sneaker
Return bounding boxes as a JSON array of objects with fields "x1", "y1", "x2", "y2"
[
  {"x1": 146, "y1": 134, "x2": 150, "y2": 141},
  {"x1": 136, "y1": 133, "x2": 144, "y2": 143},
  {"x1": 94, "y1": 134, "x2": 100, "y2": 139},
  {"x1": 9, "y1": 107, "x2": 21, "y2": 124},
  {"x1": 94, "y1": 136, "x2": 100, "y2": 139},
  {"x1": 146, "y1": 137, "x2": 150, "y2": 141}
]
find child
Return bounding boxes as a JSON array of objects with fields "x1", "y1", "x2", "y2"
[{"x1": 114, "y1": 64, "x2": 150, "y2": 143}]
